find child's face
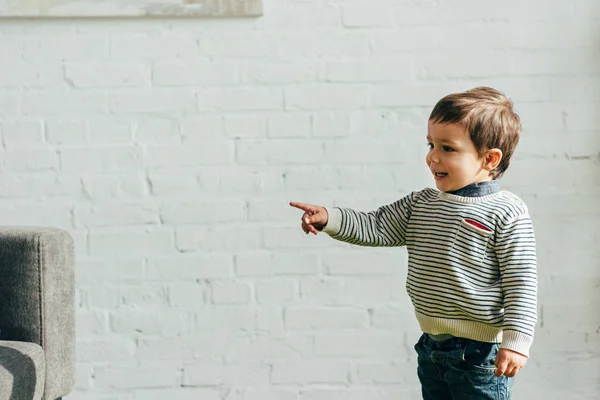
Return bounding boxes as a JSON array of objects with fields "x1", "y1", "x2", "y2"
[{"x1": 425, "y1": 122, "x2": 492, "y2": 192}]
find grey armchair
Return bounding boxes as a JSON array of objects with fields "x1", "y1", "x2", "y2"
[{"x1": 0, "y1": 228, "x2": 75, "y2": 400}]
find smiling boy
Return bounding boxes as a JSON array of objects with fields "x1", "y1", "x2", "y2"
[{"x1": 290, "y1": 87, "x2": 537, "y2": 400}]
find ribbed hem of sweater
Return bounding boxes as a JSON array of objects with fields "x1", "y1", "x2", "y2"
[{"x1": 416, "y1": 312, "x2": 533, "y2": 357}]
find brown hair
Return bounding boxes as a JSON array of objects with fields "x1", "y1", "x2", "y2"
[{"x1": 428, "y1": 87, "x2": 521, "y2": 179}]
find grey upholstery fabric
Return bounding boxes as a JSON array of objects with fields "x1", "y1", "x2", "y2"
[
  {"x1": 0, "y1": 228, "x2": 75, "y2": 400},
  {"x1": 0, "y1": 341, "x2": 45, "y2": 400}
]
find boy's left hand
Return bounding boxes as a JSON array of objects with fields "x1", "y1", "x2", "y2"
[{"x1": 494, "y1": 348, "x2": 527, "y2": 377}]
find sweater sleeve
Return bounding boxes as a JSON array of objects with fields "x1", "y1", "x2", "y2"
[
  {"x1": 494, "y1": 213, "x2": 538, "y2": 357},
  {"x1": 321, "y1": 190, "x2": 422, "y2": 247}
]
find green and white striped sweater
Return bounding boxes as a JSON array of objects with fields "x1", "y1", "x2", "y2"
[{"x1": 323, "y1": 188, "x2": 538, "y2": 357}]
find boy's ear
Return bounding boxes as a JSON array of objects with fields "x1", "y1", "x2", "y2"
[{"x1": 483, "y1": 148, "x2": 502, "y2": 172}]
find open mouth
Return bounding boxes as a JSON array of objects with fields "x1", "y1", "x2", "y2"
[{"x1": 434, "y1": 172, "x2": 448, "y2": 178}]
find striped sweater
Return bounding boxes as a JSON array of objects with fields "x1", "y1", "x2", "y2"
[{"x1": 323, "y1": 188, "x2": 538, "y2": 357}]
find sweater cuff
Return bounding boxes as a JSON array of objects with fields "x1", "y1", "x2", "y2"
[
  {"x1": 500, "y1": 330, "x2": 533, "y2": 357},
  {"x1": 322, "y1": 207, "x2": 342, "y2": 236}
]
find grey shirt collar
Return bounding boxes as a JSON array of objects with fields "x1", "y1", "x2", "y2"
[{"x1": 446, "y1": 180, "x2": 500, "y2": 198}]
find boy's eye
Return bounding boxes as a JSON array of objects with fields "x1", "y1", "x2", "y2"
[
  {"x1": 442, "y1": 145, "x2": 454, "y2": 152},
  {"x1": 426, "y1": 143, "x2": 433, "y2": 149}
]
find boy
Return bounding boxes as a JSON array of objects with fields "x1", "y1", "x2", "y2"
[{"x1": 290, "y1": 87, "x2": 537, "y2": 400}]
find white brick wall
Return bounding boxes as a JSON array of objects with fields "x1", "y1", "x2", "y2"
[{"x1": 0, "y1": 0, "x2": 598, "y2": 398}]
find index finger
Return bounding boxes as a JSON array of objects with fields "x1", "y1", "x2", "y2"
[{"x1": 289, "y1": 202, "x2": 314, "y2": 212}]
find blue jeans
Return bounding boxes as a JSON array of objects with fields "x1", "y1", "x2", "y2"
[{"x1": 414, "y1": 333, "x2": 515, "y2": 400}]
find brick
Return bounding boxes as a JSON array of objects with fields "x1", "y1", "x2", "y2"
[
  {"x1": 167, "y1": 282, "x2": 205, "y2": 307},
  {"x1": 271, "y1": 361, "x2": 350, "y2": 384},
  {"x1": 1, "y1": 120, "x2": 44, "y2": 145},
  {"x1": 235, "y1": 252, "x2": 319, "y2": 277},
  {"x1": 285, "y1": 85, "x2": 369, "y2": 110},
  {"x1": 89, "y1": 228, "x2": 174, "y2": 256},
  {"x1": 282, "y1": 166, "x2": 337, "y2": 190},
  {"x1": 285, "y1": 307, "x2": 368, "y2": 330},
  {"x1": 210, "y1": 281, "x2": 252, "y2": 304},
  {"x1": 241, "y1": 62, "x2": 321, "y2": 84},
  {"x1": 0, "y1": 61, "x2": 62, "y2": 88},
  {"x1": 119, "y1": 284, "x2": 169, "y2": 308},
  {"x1": 110, "y1": 36, "x2": 197, "y2": 59},
  {"x1": 0, "y1": 92, "x2": 19, "y2": 117},
  {"x1": 153, "y1": 60, "x2": 239, "y2": 86},
  {"x1": 268, "y1": 113, "x2": 311, "y2": 138},
  {"x1": 109, "y1": 309, "x2": 191, "y2": 336},
  {"x1": 134, "y1": 389, "x2": 220, "y2": 400},
  {"x1": 322, "y1": 251, "x2": 406, "y2": 275},
  {"x1": 65, "y1": 62, "x2": 150, "y2": 88},
  {"x1": 76, "y1": 310, "x2": 108, "y2": 336},
  {"x1": 144, "y1": 143, "x2": 233, "y2": 167},
  {"x1": 77, "y1": 258, "x2": 144, "y2": 284},
  {"x1": 147, "y1": 172, "x2": 200, "y2": 197},
  {"x1": 197, "y1": 87, "x2": 283, "y2": 111},
  {"x1": 22, "y1": 36, "x2": 110, "y2": 61},
  {"x1": 176, "y1": 226, "x2": 263, "y2": 253},
  {"x1": 313, "y1": 112, "x2": 350, "y2": 137},
  {"x1": 256, "y1": 280, "x2": 296, "y2": 305},
  {"x1": 76, "y1": 337, "x2": 136, "y2": 364},
  {"x1": 135, "y1": 117, "x2": 180, "y2": 143},
  {"x1": 159, "y1": 200, "x2": 245, "y2": 224},
  {"x1": 246, "y1": 389, "x2": 298, "y2": 400},
  {"x1": 80, "y1": 172, "x2": 147, "y2": 198},
  {"x1": 236, "y1": 139, "x2": 324, "y2": 165},
  {"x1": 180, "y1": 115, "x2": 223, "y2": 142},
  {"x1": 4, "y1": 148, "x2": 56, "y2": 171},
  {"x1": 93, "y1": 365, "x2": 181, "y2": 389},
  {"x1": 21, "y1": 91, "x2": 109, "y2": 115},
  {"x1": 146, "y1": 255, "x2": 233, "y2": 281},
  {"x1": 314, "y1": 333, "x2": 408, "y2": 358},
  {"x1": 323, "y1": 141, "x2": 408, "y2": 164},
  {"x1": 0, "y1": 172, "x2": 81, "y2": 198},
  {"x1": 110, "y1": 90, "x2": 195, "y2": 113},
  {"x1": 342, "y1": 2, "x2": 394, "y2": 27},
  {"x1": 224, "y1": 115, "x2": 268, "y2": 138},
  {"x1": 327, "y1": 59, "x2": 410, "y2": 82},
  {"x1": 60, "y1": 146, "x2": 141, "y2": 171}
]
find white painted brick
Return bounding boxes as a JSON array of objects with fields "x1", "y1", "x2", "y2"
[
  {"x1": 264, "y1": 226, "x2": 348, "y2": 249},
  {"x1": 278, "y1": 32, "x2": 370, "y2": 59},
  {"x1": 313, "y1": 112, "x2": 350, "y2": 137},
  {"x1": 67, "y1": 391, "x2": 132, "y2": 400},
  {"x1": 271, "y1": 361, "x2": 350, "y2": 384},
  {"x1": 285, "y1": 85, "x2": 370, "y2": 110},
  {"x1": 153, "y1": 60, "x2": 239, "y2": 86},
  {"x1": 256, "y1": 280, "x2": 297, "y2": 305},
  {"x1": 146, "y1": 172, "x2": 200, "y2": 197},
  {"x1": 93, "y1": 365, "x2": 181, "y2": 389},
  {"x1": 246, "y1": 389, "x2": 298, "y2": 400},
  {"x1": 134, "y1": 117, "x2": 180, "y2": 143},
  {"x1": 314, "y1": 333, "x2": 408, "y2": 358},
  {"x1": 167, "y1": 282, "x2": 205, "y2": 307},
  {"x1": 119, "y1": 284, "x2": 169, "y2": 308},
  {"x1": 197, "y1": 87, "x2": 283, "y2": 111},
  {"x1": 285, "y1": 307, "x2": 368, "y2": 330},
  {"x1": 197, "y1": 33, "x2": 277, "y2": 58},
  {"x1": 180, "y1": 115, "x2": 223, "y2": 142},
  {"x1": 110, "y1": 36, "x2": 197, "y2": 59},
  {"x1": 60, "y1": 146, "x2": 141, "y2": 171},
  {"x1": 176, "y1": 226, "x2": 263, "y2": 253},
  {"x1": 224, "y1": 115, "x2": 267, "y2": 138},
  {"x1": 76, "y1": 310, "x2": 108, "y2": 336},
  {"x1": 0, "y1": 201, "x2": 71, "y2": 228},
  {"x1": 247, "y1": 199, "x2": 297, "y2": 222},
  {"x1": 184, "y1": 362, "x2": 270, "y2": 386},
  {"x1": 256, "y1": 3, "x2": 340, "y2": 28},
  {"x1": 415, "y1": 52, "x2": 513, "y2": 79},
  {"x1": 144, "y1": 143, "x2": 233, "y2": 167},
  {"x1": 109, "y1": 309, "x2": 191, "y2": 336},
  {"x1": 342, "y1": 2, "x2": 394, "y2": 27},
  {"x1": 0, "y1": 92, "x2": 19, "y2": 117},
  {"x1": 198, "y1": 168, "x2": 284, "y2": 195},
  {"x1": 322, "y1": 251, "x2": 406, "y2": 275},
  {"x1": 65, "y1": 63, "x2": 150, "y2": 88},
  {"x1": 327, "y1": 59, "x2": 410, "y2": 83},
  {"x1": 159, "y1": 200, "x2": 245, "y2": 224},
  {"x1": 210, "y1": 281, "x2": 252, "y2": 304},
  {"x1": 22, "y1": 91, "x2": 109, "y2": 115},
  {"x1": 323, "y1": 141, "x2": 407, "y2": 164},
  {"x1": 282, "y1": 166, "x2": 337, "y2": 190},
  {"x1": 134, "y1": 337, "x2": 183, "y2": 362},
  {"x1": 235, "y1": 252, "x2": 319, "y2": 277},
  {"x1": 1, "y1": 120, "x2": 44, "y2": 145},
  {"x1": 74, "y1": 363, "x2": 92, "y2": 390},
  {"x1": 89, "y1": 228, "x2": 174, "y2": 256},
  {"x1": 0, "y1": 172, "x2": 81, "y2": 198},
  {"x1": 85, "y1": 285, "x2": 120, "y2": 309},
  {"x1": 134, "y1": 389, "x2": 220, "y2": 400},
  {"x1": 77, "y1": 259, "x2": 144, "y2": 284},
  {"x1": 46, "y1": 119, "x2": 87, "y2": 145},
  {"x1": 81, "y1": 172, "x2": 147, "y2": 199},
  {"x1": 236, "y1": 140, "x2": 324, "y2": 165},
  {"x1": 357, "y1": 362, "x2": 417, "y2": 384},
  {"x1": 110, "y1": 90, "x2": 196, "y2": 113},
  {"x1": 337, "y1": 166, "x2": 396, "y2": 190},
  {"x1": 194, "y1": 307, "x2": 257, "y2": 334},
  {"x1": 369, "y1": 28, "x2": 441, "y2": 52},
  {"x1": 268, "y1": 113, "x2": 312, "y2": 138},
  {"x1": 146, "y1": 255, "x2": 233, "y2": 281},
  {"x1": 76, "y1": 337, "x2": 136, "y2": 364},
  {"x1": 22, "y1": 36, "x2": 110, "y2": 61},
  {"x1": 241, "y1": 62, "x2": 322, "y2": 84},
  {"x1": 0, "y1": 62, "x2": 63, "y2": 88},
  {"x1": 4, "y1": 148, "x2": 57, "y2": 171}
]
